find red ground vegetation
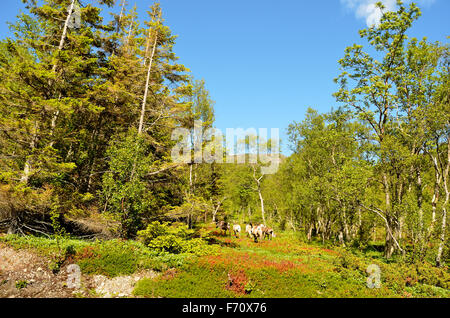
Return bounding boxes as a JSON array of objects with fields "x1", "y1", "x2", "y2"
[
  {"x1": 226, "y1": 269, "x2": 249, "y2": 295},
  {"x1": 199, "y1": 251, "x2": 309, "y2": 274}
]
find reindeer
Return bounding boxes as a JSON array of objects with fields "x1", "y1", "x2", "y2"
[
  {"x1": 232, "y1": 224, "x2": 241, "y2": 238},
  {"x1": 215, "y1": 220, "x2": 230, "y2": 236},
  {"x1": 245, "y1": 223, "x2": 253, "y2": 238},
  {"x1": 263, "y1": 227, "x2": 276, "y2": 240},
  {"x1": 251, "y1": 224, "x2": 264, "y2": 243}
]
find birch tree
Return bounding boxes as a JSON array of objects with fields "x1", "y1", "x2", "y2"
[{"x1": 334, "y1": 1, "x2": 421, "y2": 258}]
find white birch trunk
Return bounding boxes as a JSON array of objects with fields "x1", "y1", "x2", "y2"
[
  {"x1": 21, "y1": 121, "x2": 38, "y2": 184},
  {"x1": 118, "y1": 0, "x2": 126, "y2": 26},
  {"x1": 436, "y1": 138, "x2": 450, "y2": 267},
  {"x1": 138, "y1": 29, "x2": 158, "y2": 135},
  {"x1": 52, "y1": 0, "x2": 76, "y2": 72},
  {"x1": 48, "y1": 1, "x2": 76, "y2": 147}
]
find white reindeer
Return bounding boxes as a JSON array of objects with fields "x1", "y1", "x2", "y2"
[
  {"x1": 232, "y1": 224, "x2": 241, "y2": 238},
  {"x1": 251, "y1": 224, "x2": 264, "y2": 242},
  {"x1": 245, "y1": 224, "x2": 253, "y2": 237}
]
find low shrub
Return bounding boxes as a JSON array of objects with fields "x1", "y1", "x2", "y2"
[
  {"x1": 138, "y1": 222, "x2": 217, "y2": 256},
  {"x1": 148, "y1": 235, "x2": 184, "y2": 254},
  {"x1": 180, "y1": 238, "x2": 219, "y2": 256},
  {"x1": 414, "y1": 262, "x2": 449, "y2": 289},
  {"x1": 147, "y1": 235, "x2": 218, "y2": 256},
  {"x1": 139, "y1": 252, "x2": 189, "y2": 272},
  {"x1": 137, "y1": 222, "x2": 194, "y2": 245},
  {"x1": 333, "y1": 248, "x2": 365, "y2": 272},
  {"x1": 75, "y1": 240, "x2": 141, "y2": 277},
  {"x1": 133, "y1": 264, "x2": 235, "y2": 298},
  {"x1": 15, "y1": 280, "x2": 29, "y2": 289}
]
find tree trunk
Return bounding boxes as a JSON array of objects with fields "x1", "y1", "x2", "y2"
[
  {"x1": 382, "y1": 173, "x2": 402, "y2": 258},
  {"x1": 258, "y1": 188, "x2": 266, "y2": 225},
  {"x1": 355, "y1": 206, "x2": 362, "y2": 240},
  {"x1": 289, "y1": 212, "x2": 297, "y2": 232},
  {"x1": 212, "y1": 197, "x2": 226, "y2": 222},
  {"x1": 138, "y1": 28, "x2": 158, "y2": 135},
  {"x1": 342, "y1": 206, "x2": 350, "y2": 242},
  {"x1": 307, "y1": 223, "x2": 313, "y2": 242},
  {"x1": 360, "y1": 203, "x2": 404, "y2": 258},
  {"x1": 428, "y1": 159, "x2": 441, "y2": 239},
  {"x1": 436, "y1": 139, "x2": 449, "y2": 267},
  {"x1": 421, "y1": 151, "x2": 443, "y2": 259},
  {"x1": 52, "y1": 0, "x2": 77, "y2": 72},
  {"x1": 118, "y1": 0, "x2": 127, "y2": 28},
  {"x1": 125, "y1": 16, "x2": 134, "y2": 46},
  {"x1": 21, "y1": 121, "x2": 38, "y2": 184},
  {"x1": 252, "y1": 165, "x2": 266, "y2": 224},
  {"x1": 385, "y1": 218, "x2": 401, "y2": 259},
  {"x1": 189, "y1": 164, "x2": 193, "y2": 195},
  {"x1": 49, "y1": 1, "x2": 77, "y2": 150},
  {"x1": 7, "y1": 214, "x2": 19, "y2": 235},
  {"x1": 436, "y1": 193, "x2": 448, "y2": 267},
  {"x1": 415, "y1": 169, "x2": 424, "y2": 257}
]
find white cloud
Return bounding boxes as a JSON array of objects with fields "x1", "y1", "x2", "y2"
[{"x1": 341, "y1": 0, "x2": 436, "y2": 27}]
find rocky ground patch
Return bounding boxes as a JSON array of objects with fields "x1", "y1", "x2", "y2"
[{"x1": 0, "y1": 243, "x2": 157, "y2": 298}]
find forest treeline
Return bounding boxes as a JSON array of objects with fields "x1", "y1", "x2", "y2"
[{"x1": 0, "y1": 1, "x2": 448, "y2": 267}]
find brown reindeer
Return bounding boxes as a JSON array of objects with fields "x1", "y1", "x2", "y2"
[
  {"x1": 216, "y1": 220, "x2": 230, "y2": 236},
  {"x1": 263, "y1": 227, "x2": 276, "y2": 240}
]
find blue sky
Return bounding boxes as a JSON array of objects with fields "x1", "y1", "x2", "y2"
[{"x1": 0, "y1": 0, "x2": 449, "y2": 154}]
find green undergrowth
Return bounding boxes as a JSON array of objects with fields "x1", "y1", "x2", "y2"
[
  {"x1": 2, "y1": 228, "x2": 449, "y2": 298},
  {"x1": 0, "y1": 234, "x2": 193, "y2": 277},
  {"x1": 134, "y1": 230, "x2": 450, "y2": 298},
  {"x1": 0, "y1": 222, "x2": 222, "y2": 277}
]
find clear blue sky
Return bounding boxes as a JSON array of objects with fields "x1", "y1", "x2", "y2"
[{"x1": 1, "y1": 0, "x2": 448, "y2": 154}]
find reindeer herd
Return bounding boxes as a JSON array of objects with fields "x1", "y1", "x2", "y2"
[{"x1": 215, "y1": 221, "x2": 276, "y2": 243}]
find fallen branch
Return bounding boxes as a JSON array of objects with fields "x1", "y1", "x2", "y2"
[{"x1": 146, "y1": 164, "x2": 182, "y2": 177}]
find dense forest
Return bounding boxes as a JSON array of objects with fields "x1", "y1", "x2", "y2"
[{"x1": 0, "y1": 0, "x2": 448, "y2": 282}]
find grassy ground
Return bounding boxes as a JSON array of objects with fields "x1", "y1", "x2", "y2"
[
  {"x1": 134, "y1": 228, "x2": 450, "y2": 298},
  {"x1": 1, "y1": 226, "x2": 449, "y2": 298}
]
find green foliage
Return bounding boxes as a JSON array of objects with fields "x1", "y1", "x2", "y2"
[
  {"x1": 332, "y1": 0, "x2": 449, "y2": 261},
  {"x1": 75, "y1": 240, "x2": 141, "y2": 277},
  {"x1": 101, "y1": 130, "x2": 156, "y2": 238},
  {"x1": 137, "y1": 221, "x2": 218, "y2": 256},
  {"x1": 0, "y1": 0, "x2": 448, "y2": 296},
  {"x1": 15, "y1": 280, "x2": 29, "y2": 290},
  {"x1": 178, "y1": 238, "x2": 218, "y2": 256},
  {"x1": 134, "y1": 264, "x2": 236, "y2": 298},
  {"x1": 0, "y1": 0, "x2": 199, "y2": 240},
  {"x1": 0, "y1": 234, "x2": 189, "y2": 277},
  {"x1": 134, "y1": 229, "x2": 449, "y2": 298},
  {"x1": 74, "y1": 239, "x2": 190, "y2": 277},
  {"x1": 137, "y1": 222, "x2": 194, "y2": 244},
  {"x1": 147, "y1": 234, "x2": 185, "y2": 254},
  {"x1": 139, "y1": 252, "x2": 189, "y2": 272},
  {"x1": 167, "y1": 195, "x2": 212, "y2": 228},
  {"x1": 137, "y1": 221, "x2": 171, "y2": 245},
  {"x1": 2, "y1": 229, "x2": 449, "y2": 298}
]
